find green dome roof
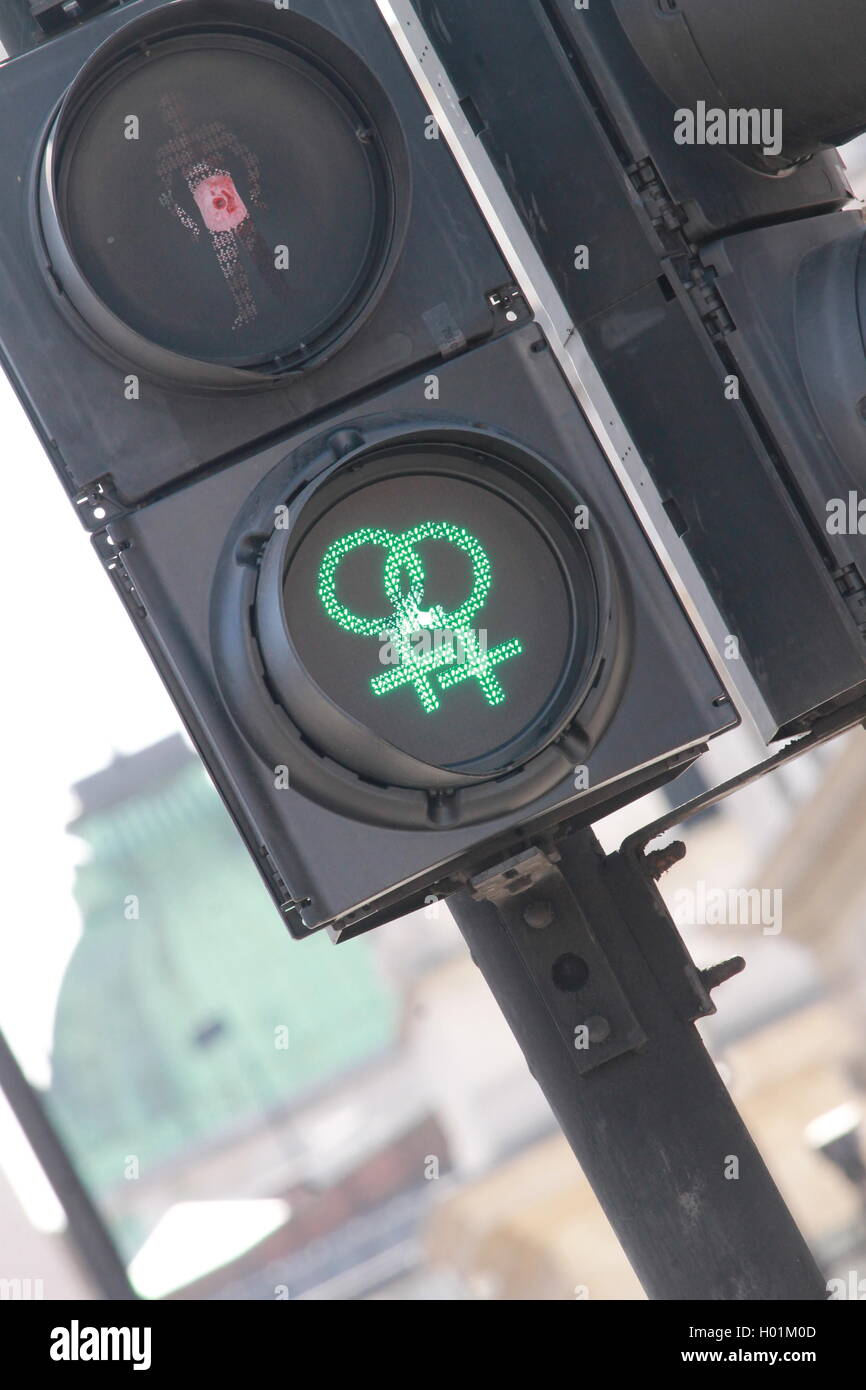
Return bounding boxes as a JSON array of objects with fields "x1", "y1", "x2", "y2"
[{"x1": 47, "y1": 740, "x2": 400, "y2": 1201}]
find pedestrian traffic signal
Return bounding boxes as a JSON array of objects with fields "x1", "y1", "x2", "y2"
[
  {"x1": 210, "y1": 421, "x2": 634, "y2": 830},
  {"x1": 411, "y1": 0, "x2": 866, "y2": 741},
  {"x1": 38, "y1": 2, "x2": 409, "y2": 384},
  {"x1": 0, "y1": 0, "x2": 734, "y2": 939},
  {"x1": 3, "y1": 0, "x2": 502, "y2": 502}
]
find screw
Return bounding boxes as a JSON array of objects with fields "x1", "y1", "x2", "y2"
[
  {"x1": 644, "y1": 840, "x2": 687, "y2": 881},
  {"x1": 582, "y1": 1015, "x2": 611, "y2": 1043},
  {"x1": 523, "y1": 899, "x2": 555, "y2": 930},
  {"x1": 700, "y1": 957, "x2": 746, "y2": 993}
]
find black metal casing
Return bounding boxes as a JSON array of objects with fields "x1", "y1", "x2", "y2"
[
  {"x1": 414, "y1": 0, "x2": 866, "y2": 738},
  {"x1": 0, "y1": 0, "x2": 514, "y2": 505},
  {"x1": 106, "y1": 325, "x2": 733, "y2": 938},
  {"x1": 0, "y1": 0, "x2": 734, "y2": 941}
]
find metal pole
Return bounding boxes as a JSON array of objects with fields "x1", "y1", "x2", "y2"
[
  {"x1": 0, "y1": 1027, "x2": 136, "y2": 1300},
  {"x1": 449, "y1": 827, "x2": 827, "y2": 1300}
]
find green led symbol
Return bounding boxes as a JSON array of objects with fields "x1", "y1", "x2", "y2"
[{"x1": 317, "y1": 521, "x2": 523, "y2": 713}]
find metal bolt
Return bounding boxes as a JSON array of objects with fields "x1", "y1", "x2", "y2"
[
  {"x1": 582, "y1": 1015, "x2": 611, "y2": 1044},
  {"x1": 700, "y1": 957, "x2": 746, "y2": 993},
  {"x1": 644, "y1": 840, "x2": 687, "y2": 881},
  {"x1": 523, "y1": 899, "x2": 555, "y2": 930}
]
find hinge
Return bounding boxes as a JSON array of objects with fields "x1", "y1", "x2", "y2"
[
  {"x1": 835, "y1": 562, "x2": 866, "y2": 638},
  {"x1": 628, "y1": 156, "x2": 686, "y2": 247},
  {"x1": 104, "y1": 548, "x2": 145, "y2": 620},
  {"x1": 683, "y1": 262, "x2": 736, "y2": 340},
  {"x1": 629, "y1": 157, "x2": 736, "y2": 341},
  {"x1": 260, "y1": 845, "x2": 309, "y2": 922}
]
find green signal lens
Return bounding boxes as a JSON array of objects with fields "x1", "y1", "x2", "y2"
[
  {"x1": 317, "y1": 520, "x2": 523, "y2": 713},
  {"x1": 317, "y1": 526, "x2": 408, "y2": 636}
]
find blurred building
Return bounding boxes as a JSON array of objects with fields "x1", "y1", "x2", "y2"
[
  {"x1": 46, "y1": 736, "x2": 454, "y2": 1297},
  {"x1": 39, "y1": 729, "x2": 866, "y2": 1299}
]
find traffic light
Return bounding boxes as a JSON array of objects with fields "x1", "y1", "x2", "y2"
[
  {"x1": 410, "y1": 0, "x2": 866, "y2": 741},
  {"x1": 0, "y1": 0, "x2": 734, "y2": 940},
  {"x1": 4, "y1": 0, "x2": 511, "y2": 500}
]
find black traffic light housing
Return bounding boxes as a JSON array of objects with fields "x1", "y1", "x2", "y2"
[
  {"x1": 0, "y1": 0, "x2": 516, "y2": 504},
  {"x1": 410, "y1": 0, "x2": 866, "y2": 739},
  {"x1": 613, "y1": 0, "x2": 866, "y2": 174},
  {"x1": 0, "y1": 0, "x2": 736, "y2": 942},
  {"x1": 107, "y1": 324, "x2": 733, "y2": 938}
]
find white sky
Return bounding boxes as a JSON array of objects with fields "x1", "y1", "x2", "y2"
[{"x1": 0, "y1": 369, "x2": 181, "y2": 1083}]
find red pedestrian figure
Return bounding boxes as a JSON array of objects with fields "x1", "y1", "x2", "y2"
[{"x1": 156, "y1": 91, "x2": 291, "y2": 340}]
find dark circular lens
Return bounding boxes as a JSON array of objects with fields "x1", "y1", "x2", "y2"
[
  {"x1": 282, "y1": 459, "x2": 585, "y2": 774},
  {"x1": 254, "y1": 444, "x2": 602, "y2": 787},
  {"x1": 39, "y1": 4, "x2": 406, "y2": 384},
  {"x1": 614, "y1": 0, "x2": 866, "y2": 170},
  {"x1": 212, "y1": 425, "x2": 631, "y2": 829}
]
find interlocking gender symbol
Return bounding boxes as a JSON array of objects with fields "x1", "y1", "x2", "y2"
[{"x1": 317, "y1": 522, "x2": 523, "y2": 713}]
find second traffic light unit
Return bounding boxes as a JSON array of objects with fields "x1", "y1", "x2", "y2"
[{"x1": 412, "y1": 0, "x2": 866, "y2": 742}]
